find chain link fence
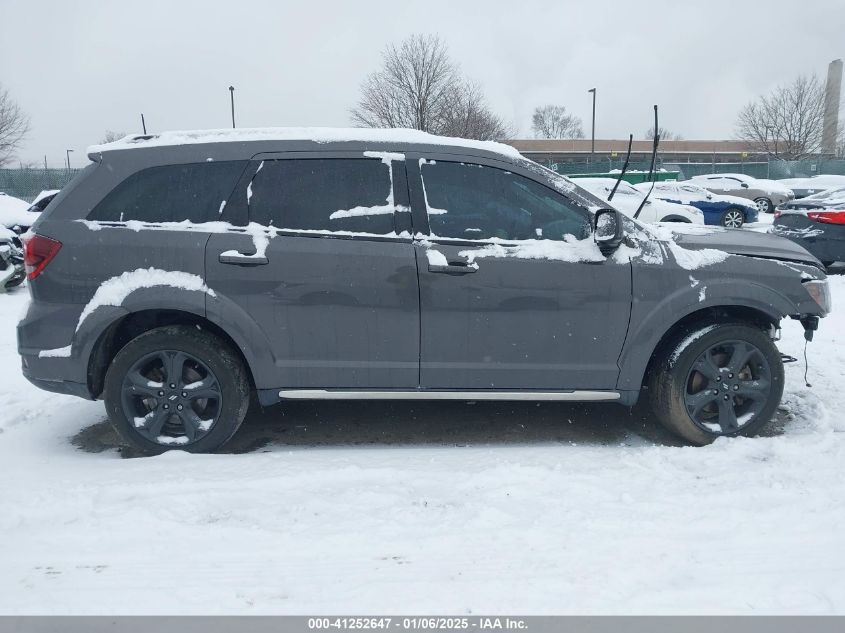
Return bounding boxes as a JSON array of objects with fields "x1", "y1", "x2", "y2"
[
  {"x1": 538, "y1": 157, "x2": 845, "y2": 181},
  {"x1": 0, "y1": 168, "x2": 83, "y2": 202}
]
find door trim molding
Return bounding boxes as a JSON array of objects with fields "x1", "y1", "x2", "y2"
[{"x1": 278, "y1": 389, "x2": 620, "y2": 401}]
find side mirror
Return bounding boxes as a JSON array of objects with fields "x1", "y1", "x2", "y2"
[
  {"x1": 594, "y1": 208, "x2": 624, "y2": 254},
  {"x1": 741, "y1": 183, "x2": 749, "y2": 189}
]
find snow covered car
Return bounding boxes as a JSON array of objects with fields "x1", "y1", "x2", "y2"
[
  {"x1": 0, "y1": 192, "x2": 37, "y2": 235},
  {"x1": 18, "y1": 128, "x2": 829, "y2": 453},
  {"x1": 633, "y1": 181, "x2": 758, "y2": 228},
  {"x1": 575, "y1": 178, "x2": 704, "y2": 225},
  {"x1": 690, "y1": 173, "x2": 794, "y2": 214},
  {"x1": 0, "y1": 225, "x2": 25, "y2": 290},
  {"x1": 778, "y1": 175, "x2": 845, "y2": 199},
  {"x1": 26, "y1": 189, "x2": 60, "y2": 213},
  {"x1": 772, "y1": 187, "x2": 845, "y2": 268}
]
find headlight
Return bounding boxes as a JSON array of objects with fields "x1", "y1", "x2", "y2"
[{"x1": 803, "y1": 279, "x2": 831, "y2": 314}]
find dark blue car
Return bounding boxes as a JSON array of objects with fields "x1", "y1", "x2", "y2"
[{"x1": 635, "y1": 181, "x2": 759, "y2": 228}]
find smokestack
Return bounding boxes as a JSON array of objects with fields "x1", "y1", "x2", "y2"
[{"x1": 823, "y1": 59, "x2": 843, "y2": 155}]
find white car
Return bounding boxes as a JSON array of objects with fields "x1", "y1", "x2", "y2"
[
  {"x1": 633, "y1": 181, "x2": 759, "y2": 228},
  {"x1": 0, "y1": 193, "x2": 35, "y2": 232},
  {"x1": 778, "y1": 175, "x2": 845, "y2": 199},
  {"x1": 689, "y1": 173, "x2": 794, "y2": 214},
  {"x1": 575, "y1": 178, "x2": 704, "y2": 225}
]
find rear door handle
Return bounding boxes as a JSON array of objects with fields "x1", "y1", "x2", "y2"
[
  {"x1": 218, "y1": 252, "x2": 269, "y2": 266},
  {"x1": 428, "y1": 261, "x2": 479, "y2": 275}
]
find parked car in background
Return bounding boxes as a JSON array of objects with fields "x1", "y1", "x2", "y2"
[
  {"x1": 0, "y1": 225, "x2": 25, "y2": 290},
  {"x1": 634, "y1": 181, "x2": 758, "y2": 228},
  {"x1": 772, "y1": 188, "x2": 845, "y2": 268},
  {"x1": 26, "y1": 190, "x2": 60, "y2": 213},
  {"x1": 776, "y1": 186, "x2": 845, "y2": 212},
  {"x1": 778, "y1": 175, "x2": 845, "y2": 199},
  {"x1": 0, "y1": 192, "x2": 37, "y2": 238},
  {"x1": 690, "y1": 173, "x2": 793, "y2": 214},
  {"x1": 575, "y1": 178, "x2": 704, "y2": 225}
]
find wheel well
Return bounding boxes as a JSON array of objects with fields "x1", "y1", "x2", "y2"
[
  {"x1": 87, "y1": 309, "x2": 256, "y2": 399},
  {"x1": 641, "y1": 305, "x2": 778, "y2": 387},
  {"x1": 660, "y1": 215, "x2": 692, "y2": 223}
]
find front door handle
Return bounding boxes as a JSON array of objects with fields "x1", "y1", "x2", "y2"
[
  {"x1": 218, "y1": 251, "x2": 269, "y2": 266},
  {"x1": 428, "y1": 261, "x2": 479, "y2": 275}
]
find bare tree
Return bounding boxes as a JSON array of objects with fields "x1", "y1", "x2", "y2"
[
  {"x1": 645, "y1": 126, "x2": 682, "y2": 141},
  {"x1": 440, "y1": 82, "x2": 513, "y2": 141},
  {"x1": 531, "y1": 105, "x2": 584, "y2": 139},
  {"x1": 735, "y1": 74, "x2": 827, "y2": 160},
  {"x1": 100, "y1": 130, "x2": 127, "y2": 144},
  {"x1": 350, "y1": 34, "x2": 511, "y2": 140},
  {"x1": 0, "y1": 84, "x2": 30, "y2": 167}
]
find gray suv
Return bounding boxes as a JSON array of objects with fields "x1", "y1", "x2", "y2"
[{"x1": 18, "y1": 130, "x2": 831, "y2": 453}]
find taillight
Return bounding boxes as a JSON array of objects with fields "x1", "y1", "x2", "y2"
[
  {"x1": 774, "y1": 210, "x2": 782, "y2": 219},
  {"x1": 807, "y1": 210, "x2": 845, "y2": 225},
  {"x1": 23, "y1": 234, "x2": 62, "y2": 280}
]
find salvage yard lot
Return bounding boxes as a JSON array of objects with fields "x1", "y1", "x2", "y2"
[{"x1": 1, "y1": 274, "x2": 844, "y2": 615}]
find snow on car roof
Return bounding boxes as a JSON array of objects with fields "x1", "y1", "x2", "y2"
[
  {"x1": 87, "y1": 127, "x2": 523, "y2": 160},
  {"x1": 691, "y1": 173, "x2": 754, "y2": 181}
]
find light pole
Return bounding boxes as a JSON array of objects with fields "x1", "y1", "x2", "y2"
[
  {"x1": 65, "y1": 149, "x2": 74, "y2": 170},
  {"x1": 588, "y1": 88, "x2": 596, "y2": 164},
  {"x1": 229, "y1": 86, "x2": 236, "y2": 129}
]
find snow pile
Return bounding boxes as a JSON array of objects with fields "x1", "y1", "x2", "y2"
[
  {"x1": 425, "y1": 249, "x2": 449, "y2": 267},
  {"x1": 75, "y1": 268, "x2": 216, "y2": 331},
  {"x1": 459, "y1": 235, "x2": 605, "y2": 264},
  {"x1": 87, "y1": 127, "x2": 523, "y2": 160},
  {"x1": 38, "y1": 345, "x2": 71, "y2": 358},
  {"x1": 666, "y1": 242, "x2": 730, "y2": 270}
]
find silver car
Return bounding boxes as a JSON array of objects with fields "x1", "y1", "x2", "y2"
[{"x1": 690, "y1": 173, "x2": 794, "y2": 214}]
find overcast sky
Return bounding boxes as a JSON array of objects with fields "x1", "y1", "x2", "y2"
[{"x1": 1, "y1": 0, "x2": 843, "y2": 167}]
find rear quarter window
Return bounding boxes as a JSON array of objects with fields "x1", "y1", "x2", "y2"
[
  {"x1": 247, "y1": 158, "x2": 396, "y2": 234},
  {"x1": 88, "y1": 161, "x2": 246, "y2": 223}
]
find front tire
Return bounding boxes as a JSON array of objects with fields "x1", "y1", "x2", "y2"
[
  {"x1": 104, "y1": 325, "x2": 250, "y2": 455},
  {"x1": 720, "y1": 207, "x2": 745, "y2": 228},
  {"x1": 648, "y1": 323, "x2": 784, "y2": 445}
]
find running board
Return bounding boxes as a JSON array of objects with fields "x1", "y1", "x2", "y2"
[{"x1": 278, "y1": 389, "x2": 620, "y2": 401}]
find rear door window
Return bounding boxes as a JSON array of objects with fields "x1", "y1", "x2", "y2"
[
  {"x1": 89, "y1": 161, "x2": 246, "y2": 223},
  {"x1": 420, "y1": 160, "x2": 590, "y2": 241},
  {"x1": 247, "y1": 158, "x2": 396, "y2": 235}
]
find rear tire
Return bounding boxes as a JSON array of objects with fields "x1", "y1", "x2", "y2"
[
  {"x1": 720, "y1": 207, "x2": 745, "y2": 228},
  {"x1": 754, "y1": 197, "x2": 774, "y2": 214},
  {"x1": 104, "y1": 325, "x2": 250, "y2": 455},
  {"x1": 648, "y1": 323, "x2": 783, "y2": 445}
]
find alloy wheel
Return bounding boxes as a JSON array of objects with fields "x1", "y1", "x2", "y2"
[
  {"x1": 723, "y1": 209, "x2": 744, "y2": 228},
  {"x1": 684, "y1": 340, "x2": 772, "y2": 435},
  {"x1": 755, "y1": 198, "x2": 771, "y2": 214},
  {"x1": 120, "y1": 350, "x2": 223, "y2": 446}
]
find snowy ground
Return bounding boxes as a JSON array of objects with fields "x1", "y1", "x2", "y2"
[{"x1": 0, "y1": 273, "x2": 844, "y2": 615}]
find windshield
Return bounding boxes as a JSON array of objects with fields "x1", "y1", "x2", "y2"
[{"x1": 805, "y1": 186, "x2": 845, "y2": 200}]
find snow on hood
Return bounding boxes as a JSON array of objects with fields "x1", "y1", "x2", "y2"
[
  {"x1": 87, "y1": 127, "x2": 523, "y2": 160},
  {"x1": 663, "y1": 224, "x2": 821, "y2": 267},
  {"x1": 718, "y1": 193, "x2": 757, "y2": 209},
  {"x1": 754, "y1": 178, "x2": 793, "y2": 195}
]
